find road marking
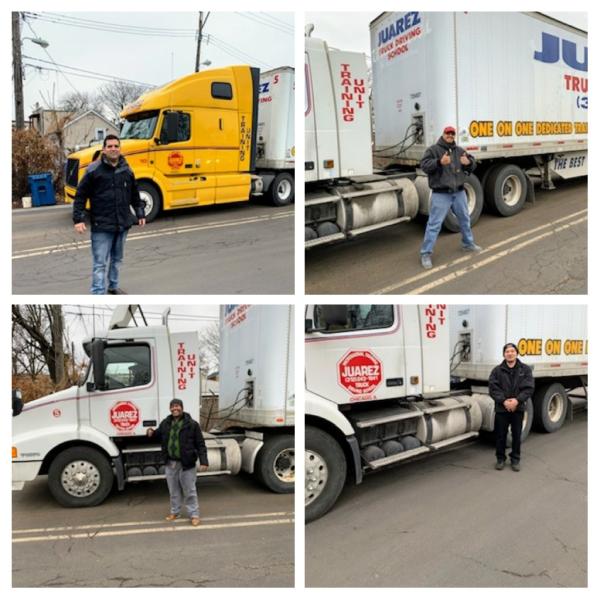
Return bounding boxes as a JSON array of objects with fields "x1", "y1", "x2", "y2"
[
  {"x1": 13, "y1": 511, "x2": 293, "y2": 534},
  {"x1": 372, "y1": 210, "x2": 587, "y2": 294},
  {"x1": 12, "y1": 211, "x2": 294, "y2": 260},
  {"x1": 13, "y1": 518, "x2": 294, "y2": 543}
]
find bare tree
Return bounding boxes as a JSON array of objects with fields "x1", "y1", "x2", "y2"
[
  {"x1": 60, "y1": 90, "x2": 104, "y2": 115},
  {"x1": 199, "y1": 322, "x2": 220, "y2": 372},
  {"x1": 98, "y1": 80, "x2": 148, "y2": 123}
]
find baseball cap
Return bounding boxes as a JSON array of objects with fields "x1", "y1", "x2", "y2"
[
  {"x1": 169, "y1": 398, "x2": 184, "y2": 408},
  {"x1": 443, "y1": 126, "x2": 456, "y2": 134}
]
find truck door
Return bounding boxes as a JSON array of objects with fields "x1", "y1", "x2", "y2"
[
  {"x1": 87, "y1": 341, "x2": 159, "y2": 439},
  {"x1": 153, "y1": 109, "x2": 215, "y2": 207},
  {"x1": 305, "y1": 305, "x2": 409, "y2": 404}
]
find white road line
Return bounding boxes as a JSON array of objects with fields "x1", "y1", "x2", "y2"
[
  {"x1": 13, "y1": 518, "x2": 294, "y2": 543},
  {"x1": 13, "y1": 211, "x2": 294, "y2": 260},
  {"x1": 372, "y1": 209, "x2": 588, "y2": 294},
  {"x1": 405, "y1": 216, "x2": 587, "y2": 294},
  {"x1": 13, "y1": 511, "x2": 293, "y2": 534}
]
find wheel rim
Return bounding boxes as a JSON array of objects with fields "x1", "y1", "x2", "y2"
[
  {"x1": 464, "y1": 184, "x2": 477, "y2": 215},
  {"x1": 501, "y1": 175, "x2": 523, "y2": 207},
  {"x1": 139, "y1": 190, "x2": 155, "y2": 217},
  {"x1": 61, "y1": 460, "x2": 101, "y2": 497},
  {"x1": 305, "y1": 449, "x2": 328, "y2": 506},
  {"x1": 276, "y1": 179, "x2": 292, "y2": 201},
  {"x1": 273, "y1": 448, "x2": 295, "y2": 483},
  {"x1": 548, "y1": 393, "x2": 565, "y2": 423}
]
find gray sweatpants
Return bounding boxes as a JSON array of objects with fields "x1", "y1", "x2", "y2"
[{"x1": 165, "y1": 460, "x2": 200, "y2": 518}]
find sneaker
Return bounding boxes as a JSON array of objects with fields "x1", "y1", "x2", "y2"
[
  {"x1": 191, "y1": 517, "x2": 201, "y2": 527},
  {"x1": 462, "y1": 244, "x2": 482, "y2": 253},
  {"x1": 495, "y1": 460, "x2": 505, "y2": 470},
  {"x1": 165, "y1": 514, "x2": 180, "y2": 522},
  {"x1": 108, "y1": 287, "x2": 126, "y2": 295},
  {"x1": 511, "y1": 462, "x2": 521, "y2": 472},
  {"x1": 421, "y1": 254, "x2": 433, "y2": 270}
]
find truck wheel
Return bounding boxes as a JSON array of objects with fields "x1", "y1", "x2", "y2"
[
  {"x1": 507, "y1": 397, "x2": 534, "y2": 444},
  {"x1": 484, "y1": 164, "x2": 527, "y2": 216},
  {"x1": 305, "y1": 427, "x2": 346, "y2": 523},
  {"x1": 255, "y1": 434, "x2": 294, "y2": 494},
  {"x1": 48, "y1": 447, "x2": 114, "y2": 507},
  {"x1": 137, "y1": 181, "x2": 161, "y2": 222},
  {"x1": 533, "y1": 383, "x2": 568, "y2": 433},
  {"x1": 270, "y1": 173, "x2": 294, "y2": 206},
  {"x1": 443, "y1": 174, "x2": 484, "y2": 232}
]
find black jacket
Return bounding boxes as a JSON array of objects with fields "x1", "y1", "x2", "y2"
[
  {"x1": 488, "y1": 359, "x2": 535, "y2": 413},
  {"x1": 73, "y1": 155, "x2": 145, "y2": 232},
  {"x1": 151, "y1": 412, "x2": 209, "y2": 470},
  {"x1": 420, "y1": 137, "x2": 476, "y2": 192}
]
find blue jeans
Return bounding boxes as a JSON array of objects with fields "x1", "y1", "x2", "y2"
[
  {"x1": 165, "y1": 460, "x2": 200, "y2": 518},
  {"x1": 420, "y1": 190, "x2": 475, "y2": 256},
  {"x1": 90, "y1": 230, "x2": 128, "y2": 294}
]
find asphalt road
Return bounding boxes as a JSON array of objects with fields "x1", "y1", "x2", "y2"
[
  {"x1": 13, "y1": 473, "x2": 294, "y2": 587},
  {"x1": 306, "y1": 411, "x2": 587, "y2": 587},
  {"x1": 306, "y1": 178, "x2": 587, "y2": 294},
  {"x1": 12, "y1": 202, "x2": 294, "y2": 295}
]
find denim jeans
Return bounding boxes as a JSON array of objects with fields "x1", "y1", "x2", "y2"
[
  {"x1": 165, "y1": 460, "x2": 200, "y2": 518},
  {"x1": 90, "y1": 230, "x2": 128, "y2": 295},
  {"x1": 420, "y1": 190, "x2": 475, "y2": 256}
]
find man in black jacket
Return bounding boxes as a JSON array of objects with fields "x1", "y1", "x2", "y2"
[
  {"x1": 419, "y1": 126, "x2": 482, "y2": 269},
  {"x1": 147, "y1": 399, "x2": 209, "y2": 526},
  {"x1": 73, "y1": 134, "x2": 146, "y2": 294},
  {"x1": 488, "y1": 343, "x2": 535, "y2": 471}
]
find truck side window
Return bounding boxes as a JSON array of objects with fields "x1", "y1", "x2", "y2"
[
  {"x1": 103, "y1": 345, "x2": 151, "y2": 390},
  {"x1": 314, "y1": 305, "x2": 395, "y2": 332},
  {"x1": 212, "y1": 82, "x2": 233, "y2": 100},
  {"x1": 159, "y1": 111, "x2": 191, "y2": 144}
]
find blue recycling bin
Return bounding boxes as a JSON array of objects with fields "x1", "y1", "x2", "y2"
[{"x1": 28, "y1": 172, "x2": 56, "y2": 207}]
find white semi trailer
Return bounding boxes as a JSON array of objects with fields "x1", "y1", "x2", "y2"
[
  {"x1": 305, "y1": 12, "x2": 587, "y2": 247},
  {"x1": 12, "y1": 304, "x2": 294, "y2": 507},
  {"x1": 304, "y1": 304, "x2": 587, "y2": 521}
]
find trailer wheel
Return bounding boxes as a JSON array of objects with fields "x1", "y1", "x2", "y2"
[
  {"x1": 48, "y1": 447, "x2": 114, "y2": 507},
  {"x1": 507, "y1": 397, "x2": 534, "y2": 445},
  {"x1": 137, "y1": 181, "x2": 161, "y2": 222},
  {"x1": 484, "y1": 164, "x2": 527, "y2": 216},
  {"x1": 305, "y1": 427, "x2": 347, "y2": 523},
  {"x1": 269, "y1": 173, "x2": 294, "y2": 206},
  {"x1": 443, "y1": 174, "x2": 484, "y2": 232},
  {"x1": 533, "y1": 383, "x2": 568, "y2": 433},
  {"x1": 255, "y1": 434, "x2": 295, "y2": 494}
]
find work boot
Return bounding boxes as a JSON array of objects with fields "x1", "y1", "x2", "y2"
[
  {"x1": 108, "y1": 287, "x2": 126, "y2": 295},
  {"x1": 495, "y1": 460, "x2": 505, "y2": 470},
  {"x1": 421, "y1": 254, "x2": 433, "y2": 270},
  {"x1": 191, "y1": 517, "x2": 201, "y2": 527},
  {"x1": 511, "y1": 462, "x2": 521, "y2": 472},
  {"x1": 165, "y1": 514, "x2": 180, "y2": 522},
  {"x1": 462, "y1": 244, "x2": 483, "y2": 253}
]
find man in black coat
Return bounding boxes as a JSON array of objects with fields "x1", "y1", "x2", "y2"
[
  {"x1": 419, "y1": 125, "x2": 482, "y2": 269},
  {"x1": 147, "y1": 399, "x2": 209, "y2": 526},
  {"x1": 73, "y1": 134, "x2": 146, "y2": 294},
  {"x1": 488, "y1": 343, "x2": 535, "y2": 471}
]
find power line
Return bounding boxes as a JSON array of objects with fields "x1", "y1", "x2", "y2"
[
  {"x1": 234, "y1": 12, "x2": 293, "y2": 35},
  {"x1": 206, "y1": 35, "x2": 272, "y2": 69}
]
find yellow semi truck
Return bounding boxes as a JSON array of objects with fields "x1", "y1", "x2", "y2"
[{"x1": 64, "y1": 65, "x2": 294, "y2": 221}]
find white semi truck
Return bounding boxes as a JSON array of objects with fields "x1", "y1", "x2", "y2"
[
  {"x1": 12, "y1": 304, "x2": 294, "y2": 507},
  {"x1": 305, "y1": 304, "x2": 587, "y2": 521},
  {"x1": 305, "y1": 12, "x2": 587, "y2": 248}
]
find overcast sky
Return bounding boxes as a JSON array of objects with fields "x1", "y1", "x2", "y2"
[
  {"x1": 17, "y1": 11, "x2": 294, "y2": 117},
  {"x1": 305, "y1": 11, "x2": 587, "y2": 56}
]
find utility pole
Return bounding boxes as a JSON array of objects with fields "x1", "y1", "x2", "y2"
[
  {"x1": 195, "y1": 12, "x2": 210, "y2": 72},
  {"x1": 12, "y1": 12, "x2": 24, "y2": 129}
]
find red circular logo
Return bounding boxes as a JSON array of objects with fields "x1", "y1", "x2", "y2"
[
  {"x1": 338, "y1": 350, "x2": 383, "y2": 396},
  {"x1": 110, "y1": 401, "x2": 140, "y2": 432},
  {"x1": 167, "y1": 152, "x2": 184, "y2": 169},
  {"x1": 52, "y1": 408, "x2": 62, "y2": 418}
]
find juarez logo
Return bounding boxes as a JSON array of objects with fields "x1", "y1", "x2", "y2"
[
  {"x1": 534, "y1": 32, "x2": 587, "y2": 72},
  {"x1": 377, "y1": 12, "x2": 421, "y2": 47}
]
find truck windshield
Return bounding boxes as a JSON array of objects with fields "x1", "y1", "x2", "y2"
[{"x1": 120, "y1": 111, "x2": 159, "y2": 140}]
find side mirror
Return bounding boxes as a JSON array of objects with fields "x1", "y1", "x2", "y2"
[
  {"x1": 12, "y1": 389, "x2": 24, "y2": 417},
  {"x1": 91, "y1": 339, "x2": 107, "y2": 391},
  {"x1": 305, "y1": 318, "x2": 314, "y2": 333}
]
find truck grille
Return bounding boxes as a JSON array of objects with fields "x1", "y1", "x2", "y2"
[{"x1": 65, "y1": 158, "x2": 79, "y2": 188}]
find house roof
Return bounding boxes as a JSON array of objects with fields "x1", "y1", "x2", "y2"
[{"x1": 63, "y1": 110, "x2": 118, "y2": 130}]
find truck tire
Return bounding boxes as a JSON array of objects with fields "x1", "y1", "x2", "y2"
[
  {"x1": 507, "y1": 397, "x2": 534, "y2": 444},
  {"x1": 533, "y1": 383, "x2": 568, "y2": 433},
  {"x1": 255, "y1": 434, "x2": 295, "y2": 494},
  {"x1": 484, "y1": 164, "x2": 527, "y2": 216},
  {"x1": 269, "y1": 173, "x2": 294, "y2": 206},
  {"x1": 48, "y1": 447, "x2": 114, "y2": 508},
  {"x1": 443, "y1": 174, "x2": 484, "y2": 232},
  {"x1": 137, "y1": 181, "x2": 161, "y2": 222},
  {"x1": 305, "y1": 427, "x2": 346, "y2": 523}
]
